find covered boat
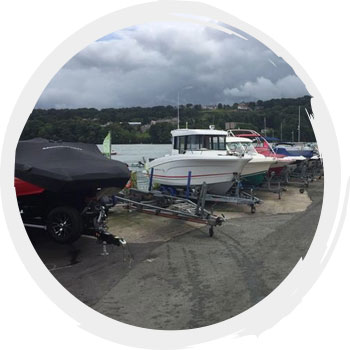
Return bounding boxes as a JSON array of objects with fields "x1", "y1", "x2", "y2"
[
  {"x1": 15, "y1": 138, "x2": 130, "y2": 193},
  {"x1": 15, "y1": 177, "x2": 45, "y2": 197},
  {"x1": 273, "y1": 142, "x2": 314, "y2": 158}
]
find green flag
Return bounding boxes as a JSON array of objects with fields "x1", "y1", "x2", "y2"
[{"x1": 102, "y1": 131, "x2": 112, "y2": 159}]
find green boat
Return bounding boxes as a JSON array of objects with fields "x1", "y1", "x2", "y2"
[{"x1": 226, "y1": 136, "x2": 276, "y2": 186}]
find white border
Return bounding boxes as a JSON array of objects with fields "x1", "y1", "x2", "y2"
[{"x1": 0, "y1": 1, "x2": 345, "y2": 348}]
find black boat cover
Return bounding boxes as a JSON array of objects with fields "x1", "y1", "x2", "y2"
[{"x1": 15, "y1": 139, "x2": 130, "y2": 193}]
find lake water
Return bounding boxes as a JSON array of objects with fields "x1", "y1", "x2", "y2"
[
  {"x1": 110, "y1": 144, "x2": 171, "y2": 165},
  {"x1": 97, "y1": 144, "x2": 172, "y2": 190}
]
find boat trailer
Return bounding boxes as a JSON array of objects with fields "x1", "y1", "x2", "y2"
[
  {"x1": 112, "y1": 185, "x2": 225, "y2": 237},
  {"x1": 148, "y1": 169, "x2": 261, "y2": 214},
  {"x1": 259, "y1": 158, "x2": 323, "y2": 195},
  {"x1": 178, "y1": 182, "x2": 261, "y2": 214}
]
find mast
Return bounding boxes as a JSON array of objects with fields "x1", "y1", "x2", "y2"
[
  {"x1": 298, "y1": 105, "x2": 301, "y2": 142},
  {"x1": 177, "y1": 91, "x2": 180, "y2": 129},
  {"x1": 280, "y1": 121, "x2": 283, "y2": 141}
]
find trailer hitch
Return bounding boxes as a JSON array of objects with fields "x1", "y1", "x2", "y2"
[{"x1": 97, "y1": 231, "x2": 126, "y2": 246}]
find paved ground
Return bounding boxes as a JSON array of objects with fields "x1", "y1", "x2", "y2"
[{"x1": 29, "y1": 179, "x2": 323, "y2": 330}]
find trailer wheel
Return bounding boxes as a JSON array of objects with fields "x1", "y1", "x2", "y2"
[{"x1": 47, "y1": 206, "x2": 83, "y2": 243}]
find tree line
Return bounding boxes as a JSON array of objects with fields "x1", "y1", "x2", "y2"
[{"x1": 20, "y1": 96, "x2": 316, "y2": 144}]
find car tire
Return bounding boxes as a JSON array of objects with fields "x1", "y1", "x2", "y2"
[{"x1": 47, "y1": 206, "x2": 83, "y2": 243}]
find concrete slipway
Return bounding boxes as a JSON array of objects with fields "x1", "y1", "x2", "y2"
[{"x1": 30, "y1": 179, "x2": 323, "y2": 330}]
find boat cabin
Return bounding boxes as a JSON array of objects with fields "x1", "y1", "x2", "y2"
[{"x1": 171, "y1": 129, "x2": 227, "y2": 154}]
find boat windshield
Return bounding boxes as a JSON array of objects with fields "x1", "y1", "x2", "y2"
[
  {"x1": 173, "y1": 135, "x2": 226, "y2": 153},
  {"x1": 227, "y1": 141, "x2": 257, "y2": 155},
  {"x1": 241, "y1": 142, "x2": 258, "y2": 155},
  {"x1": 227, "y1": 142, "x2": 245, "y2": 154},
  {"x1": 251, "y1": 138, "x2": 264, "y2": 148}
]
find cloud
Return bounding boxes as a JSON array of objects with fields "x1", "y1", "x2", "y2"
[
  {"x1": 36, "y1": 22, "x2": 309, "y2": 109},
  {"x1": 223, "y1": 75, "x2": 307, "y2": 101}
]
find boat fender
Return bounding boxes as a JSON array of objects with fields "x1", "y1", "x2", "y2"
[{"x1": 125, "y1": 179, "x2": 133, "y2": 189}]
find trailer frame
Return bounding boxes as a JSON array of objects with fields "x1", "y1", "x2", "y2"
[{"x1": 112, "y1": 185, "x2": 225, "y2": 237}]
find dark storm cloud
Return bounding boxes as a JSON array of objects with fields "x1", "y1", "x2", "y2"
[{"x1": 36, "y1": 22, "x2": 309, "y2": 109}]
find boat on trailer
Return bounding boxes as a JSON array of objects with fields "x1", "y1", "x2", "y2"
[
  {"x1": 228, "y1": 129, "x2": 295, "y2": 175},
  {"x1": 16, "y1": 138, "x2": 225, "y2": 243},
  {"x1": 273, "y1": 142, "x2": 314, "y2": 158},
  {"x1": 148, "y1": 128, "x2": 252, "y2": 195},
  {"x1": 226, "y1": 135, "x2": 276, "y2": 186}
]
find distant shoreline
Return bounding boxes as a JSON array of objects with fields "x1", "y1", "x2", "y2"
[{"x1": 21, "y1": 96, "x2": 316, "y2": 144}]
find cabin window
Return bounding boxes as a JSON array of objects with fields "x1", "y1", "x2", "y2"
[
  {"x1": 187, "y1": 135, "x2": 200, "y2": 151},
  {"x1": 174, "y1": 134, "x2": 226, "y2": 152},
  {"x1": 201, "y1": 136, "x2": 210, "y2": 150},
  {"x1": 210, "y1": 136, "x2": 226, "y2": 150},
  {"x1": 218, "y1": 136, "x2": 226, "y2": 150},
  {"x1": 173, "y1": 136, "x2": 186, "y2": 153},
  {"x1": 178, "y1": 136, "x2": 186, "y2": 154}
]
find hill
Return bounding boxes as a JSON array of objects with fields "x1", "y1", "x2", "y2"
[{"x1": 20, "y1": 96, "x2": 315, "y2": 144}]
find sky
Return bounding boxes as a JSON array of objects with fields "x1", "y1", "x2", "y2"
[{"x1": 36, "y1": 22, "x2": 309, "y2": 109}]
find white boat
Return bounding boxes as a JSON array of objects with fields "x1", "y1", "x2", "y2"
[
  {"x1": 228, "y1": 129, "x2": 297, "y2": 175},
  {"x1": 226, "y1": 136, "x2": 276, "y2": 185},
  {"x1": 148, "y1": 129, "x2": 252, "y2": 195}
]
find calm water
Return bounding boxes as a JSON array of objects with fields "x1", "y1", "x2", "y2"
[
  {"x1": 97, "y1": 144, "x2": 172, "y2": 190},
  {"x1": 113, "y1": 144, "x2": 171, "y2": 165}
]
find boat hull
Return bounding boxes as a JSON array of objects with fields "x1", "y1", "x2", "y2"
[
  {"x1": 241, "y1": 172, "x2": 266, "y2": 186},
  {"x1": 241, "y1": 157, "x2": 275, "y2": 186},
  {"x1": 149, "y1": 155, "x2": 250, "y2": 195},
  {"x1": 268, "y1": 158, "x2": 293, "y2": 175}
]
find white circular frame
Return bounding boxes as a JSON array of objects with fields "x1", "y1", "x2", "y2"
[{"x1": 0, "y1": 1, "x2": 341, "y2": 348}]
